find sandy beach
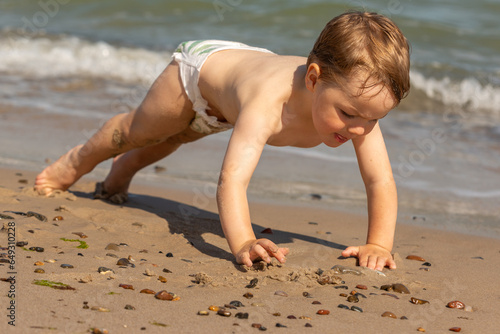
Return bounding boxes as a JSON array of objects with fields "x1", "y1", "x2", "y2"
[{"x1": 1, "y1": 166, "x2": 499, "y2": 334}]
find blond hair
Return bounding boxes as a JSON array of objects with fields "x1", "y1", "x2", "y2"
[{"x1": 307, "y1": 11, "x2": 410, "y2": 103}]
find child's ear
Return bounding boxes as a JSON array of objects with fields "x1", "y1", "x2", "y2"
[{"x1": 305, "y1": 63, "x2": 321, "y2": 92}]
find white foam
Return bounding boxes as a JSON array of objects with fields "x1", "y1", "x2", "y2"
[
  {"x1": 410, "y1": 70, "x2": 500, "y2": 115},
  {"x1": 0, "y1": 33, "x2": 170, "y2": 85}
]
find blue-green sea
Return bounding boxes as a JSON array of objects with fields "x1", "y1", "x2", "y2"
[{"x1": 0, "y1": 0, "x2": 499, "y2": 237}]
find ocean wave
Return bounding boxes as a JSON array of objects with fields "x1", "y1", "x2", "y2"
[
  {"x1": 0, "y1": 31, "x2": 170, "y2": 85},
  {"x1": 409, "y1": 70, "x2": 500, "y2": 116}
]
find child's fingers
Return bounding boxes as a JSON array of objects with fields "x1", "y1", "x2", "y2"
[
  {"x1": 256, "y1": 239, "x2": 288, "y2": 263},
  {"x1": 387, "y1": 256, "x2": 397, "y2": 269},
  {"x1": 341, "y1": 246, "x2": 360, "y2": 258},
  {"x1": 238, "y1": 252, "x2": 253, "y2": 267},
  {"x1": 252, "y1": 243, "x2": 272, "y2": 263}
]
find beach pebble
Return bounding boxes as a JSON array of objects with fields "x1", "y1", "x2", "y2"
[
  {"x1": 334, "y1": 285, "x2": 349, "y2": 290},
  {"x1": 246, "y1": 278, "x2": 258, "y2": 288},
  {"x1": 347, "y1": 295, "x2": 359, "y2": 303},
  {"x1": 60, "y1": 264, "x2": 74, "y2": 269},
  {"x1": 243, "y1": 292, "x2": 254, "y2": 299},
  {"x1": 34, "y1": 261, "x2": 44, "y2": 266},
  {"x1": 252, "y1": 323, "x2": 262, "y2": 328},
  {"x1": 382, "y1": 293, "x2": 400, "y2": 299},
  {"x1": 16, "y1": 241, "x2": 28, "y2": 247},
  {"x1": 422, "y1": 262, "x2": 431, "y2": 266},
  {"x1": 105, "y1": 243, "x2": 120, "y2": 251},
  {"x1": 154, "y1": 165, "x2": 166, "y2": 173},
  {"x1": 299, "y1": 316, "x2": 312, "y2": 320},
  {"x1": 338, "y1": 304, "x2": 350, "y2": 310},
  {"x1": 72, "y1": 232, "x2": 87, "y2": 238},
  {"x1": 351, "y1": 306, "x2": 363, "y2": 313},
  {"x1": 91, "y1": 307, "x2": 110, "y2": 312},
  {"x1": 235, "y1": 312, "x2": 249, "y2": 319},
  {"x1": 287, "y1": 315, "x2": 296, "y2": 319},
  {"x1": 309, "y1": 193, "x2": 322, "y2": 200},
  {"x1": 124, "y1": 304, "x2": 136, "y2": 310},
  {"x1": 316, "y1": 309, "x2": 330, "y2": 315},
  {"x1": 209, "y1": 305, "x2": 220, "y2": 312},
  {"x1": 302, "y1": 292, "x2": 312, "y2": 297},
  {"x1": 305, "y1": 323, "x2": 313, "y2": 327},
  {"x1": 260, "y1": 228, "x2": 273, "y2": 234},
  {"x1": 79, "y1": 275, "x2": 93, "y2": 283},
  {"x1": 155, "y1": 290, "x2": 174, "y2": 300},
  {"x1": 166, "y1": 252, "x2": 173, "y2": 257},
  {"x1": 45, "y1": 259, "x2": 56, "y2": 263},
  {"x1": 91, "y1": 328, "x2": 109, "y2": 334},
  {"x1": 158, "y1": 276, "x2": 167, "y2": 283},
  {"x1": 331, "y1": 264, "x2": 362, "y2": 275},
  {"x1": 406, "y1": 255, "x2": 425, "y2": 261},
  {"x1": 275, "y1": 323, "x2": 287, "y2": 328},
  {"x1": 417, "y1": 327, "x2": 426, "y2": 332},
  {"x1": 230, "y1": 300, "x2": 244, "y2": 307},
  {"x1": 140, "y1": 289, "x2": 155, "y2": 294},
  {"x1": 273, "y1": 313, "x2": 281, "y2": 316},
  {"x1": 464, "y1": 305, "x2": 473, "y2": 312},
  {"x1": 34, "y1": 268, "x2": 45, "y2": 274},
  {"x1": 119, "y1": 284, "x2": 134, "y2": 290},
  {"x1": 163, "y1": 268, "x2": 173, "y2": 273},
  {"x1": 27, "y1": 211, "x2": 47, "y2": 222},
  {"x1": 391, "y1": 283, "x2": 410, "y2": 294},
  {"x1": 198, "y1": 310, "x2": 209, "y2": 316},
  {"x1": 251, "y1": 303, "x2": 266, "y2": 307},
  {"x1": 449, "y1": 327, "x2": 461, "y2": 332},
  {"x1": 106, "y1": 253, "x2": 118, "y2": 258},
  {"x1": 381, "y1": 311, "x2": 397, "y2": 319},
  {"x1": 144, "y1": 268, "x2": 155, "y2": 276},
  {"x1": 217, "y1": 309, "x2": 231, "y2": 317},
  {"x1": 410, "y1": 297, "x2": 429, "y2": 305},
  {"x1": 447, "y1": 301, "x2": 465, "y2": 309},
  {"x1": 274, "y1": 290, "x2": 288, "y2": 297},
  {"x1": 312, "y1": 301, "x2": 321, "y2": 305},
  {"x1": 116, "y1": 258, "x2": 131, "y2": 266},
  {"x1": 98, "y1": 267, "x2": 114, "y2": 274},
  {"x1": 356, "y1": 284, "x2": 367, "y2": 290}
]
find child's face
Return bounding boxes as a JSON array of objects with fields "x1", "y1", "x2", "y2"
[{"x1": 309, "y1": 71, "x2": 395, "y2": 147}]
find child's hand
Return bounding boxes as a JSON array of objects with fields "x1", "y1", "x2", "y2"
[
  {"x1": 341, "y1": 244, "x2": 396, "y2": 271},
  {"x1": 235, "y1": 239, "x2": 289, "y2": 267}
]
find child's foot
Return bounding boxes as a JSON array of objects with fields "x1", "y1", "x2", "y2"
[
  {"x1": 35, "y1": 148, "x2": 82, "y2": 195},
  {"x1": 93, "y1": 182, "x2": 129, "y2": 204}
]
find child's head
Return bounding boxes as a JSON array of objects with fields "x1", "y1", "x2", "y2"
[{"x1": 307, "y1": 11, "x2": 410, "y2": 105}]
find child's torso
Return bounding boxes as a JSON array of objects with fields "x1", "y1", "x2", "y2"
[{"x1": 199, "y1": 49, "x2": 323, "y2": 148}]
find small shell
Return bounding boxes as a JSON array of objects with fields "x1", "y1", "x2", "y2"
[
  {"x1": 410, "y1": 297, "x2": 429, "y2": 305},
  {"x1": 406, "y1": 255, "x2": 426, "y2": 261}
]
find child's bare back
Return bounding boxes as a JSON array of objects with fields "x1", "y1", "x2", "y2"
[{"x1": 36, "y1": 11, "x2": 410, "y2": 271}]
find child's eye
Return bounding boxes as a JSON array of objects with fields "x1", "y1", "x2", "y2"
[{"x1": 340, "y1": 110, "x2": 355, "y2": 119}]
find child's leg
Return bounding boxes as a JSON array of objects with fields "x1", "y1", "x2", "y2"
[
  {"x1": 95, "y1": 128, "x2": 206, "y2": 202},
  {"x1": 35, "y1": 61, "x2": 195, "y2": 195}
]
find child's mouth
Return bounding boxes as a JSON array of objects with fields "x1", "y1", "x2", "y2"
[{"x1": 334, "y1": 133, "x2": 348, "y2": 143}]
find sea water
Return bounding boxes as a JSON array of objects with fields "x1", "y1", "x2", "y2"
[{"x1": 0, "y1": 0, "x2": 499, "y2": 237}]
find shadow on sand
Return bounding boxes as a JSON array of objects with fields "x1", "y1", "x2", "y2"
[{"x1": 73, "y1": 189, "x2": 348, "y2": 266}]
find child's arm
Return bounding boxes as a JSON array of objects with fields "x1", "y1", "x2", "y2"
[
  {"x1": 217, "y1": 105, "x2": 289, "y2": 267},
  {"x1": 342, "y1": 123, "x2": 397, "y2": 271}
]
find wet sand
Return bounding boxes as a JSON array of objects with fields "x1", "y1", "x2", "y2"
[{"x1": 1, "y1": 168, "x2": 500, "y2": 333}]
